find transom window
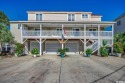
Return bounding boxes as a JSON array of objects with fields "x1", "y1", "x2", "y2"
[
  {"x1": 36, "y1": 14, "x2": 42, "y2": 21},
  {"x1": 82, "y1": 14, "x2": 88, "y2": 19},
  {"x1": 56, "y1": 28, "x2": 62, "y2": 31},
  {"x1": 68, "y1": 14, "x2": 75, "y2": 21},
  {"x1": 89, "y1": 28, "x2": 96, "y2": 31}
]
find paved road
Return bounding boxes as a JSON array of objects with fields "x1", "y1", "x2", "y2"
[{"x1": 0, "y1": 55, "x2": 125, "y2": 83}]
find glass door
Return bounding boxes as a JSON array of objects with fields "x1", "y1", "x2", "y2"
[
  {"x1": 73, "y1": 28, "x2": 80, "y2": 36},
  {"x1": 89, "y1": 28, "x2": 97, "y2": 36}
]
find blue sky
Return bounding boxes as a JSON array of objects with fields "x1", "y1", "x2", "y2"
[{"x1": 0, "y1": 0, "x2": 125, "y2": 21}]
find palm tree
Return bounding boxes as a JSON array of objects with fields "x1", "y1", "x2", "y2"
[
  {"x1": 0, "y1": 11, "x2": 13, "y2": 48},
  {"x1": 100, "y1": 40, "x2": 108, "y2": 57}
]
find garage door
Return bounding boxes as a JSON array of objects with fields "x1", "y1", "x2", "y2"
[
  {"x1": 65, "y1": 41, "x2": 78, "y2": 54},
  {"x1": 45, "y1": 41, "x2": 61, "y2": 54},
  {"x1": 30, "y1": 41, "x2": 40, "y2": 51}
]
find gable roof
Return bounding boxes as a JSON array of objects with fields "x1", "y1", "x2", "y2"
[{"x1": 114, "y1": 13, "x2": 125, "y2": 21}]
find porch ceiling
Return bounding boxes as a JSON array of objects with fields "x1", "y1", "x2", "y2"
[{"x1": 24, "y1": 23, "x2": 111, "y2": 28}]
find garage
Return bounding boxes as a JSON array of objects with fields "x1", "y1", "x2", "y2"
[
  {"x1": 65, "y1": 41, "x2": 78, "y2": 54},
  {"x1": 45, "y1": 41, "x2": 61, "y2": 54},
  {"x1": 30, "y1": 41, "x2": 40, "y2": 51}
]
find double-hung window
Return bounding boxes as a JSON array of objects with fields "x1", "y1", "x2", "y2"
[
  {"x1": 36, "y1": 14, "x2": 42, "y2": 21},
  {"x1": 68, "y1": 14, "x2": 75, "y2": 21},
  {"x1": 82, "y1": 14, "x2": 88, "y2": 19}
]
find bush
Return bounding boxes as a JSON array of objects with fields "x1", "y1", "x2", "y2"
[
  {"x1": 114, "y1": 42, "x2": 123, "y2": 53},
  {"x1": 100, "y1": 47, "x2": 108, "y2": 57},
  {"x1": 100, "y1": 40, "x2": 108, "y2": 57},
  {"x1": 15, "y1": 43, "x2": 24, "y2": 57},
  {"x1": 85, "y1": 48, "x2": 92, "y2": 55},
  {"x1": 57, "y1": 48, "x2": 69, "y2": 55},
  {"x1": 31, "y1": 48, "x2": 39, "y2": 55}
]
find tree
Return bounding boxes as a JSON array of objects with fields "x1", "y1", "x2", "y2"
[
  {"x1": 100, "y1": 40, "x2": 108, "y2": 57},
  {"x1": 0, "y1": 11, "x2": 13, "y2": 45}
]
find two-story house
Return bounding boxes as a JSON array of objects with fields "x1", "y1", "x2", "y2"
[
  {"x1": 114, "y1": 13, "x2": 125, "y2": 34},
  {"x1": 10, "y1": 11, "x2": 115, "y2": 55}
]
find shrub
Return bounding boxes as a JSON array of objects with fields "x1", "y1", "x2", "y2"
[
  {"x1": 100, "y1": 47, "x2": 108, "y2": 57},
  {"x1": 85, "y1": 48, "x2": 92, "y2": 55},
  {"x1": 15, "y1": 43, "x2": 24, "y2": 57},
  {"x1": 57, "y1": 48, "x2": 69, "y2": 55},
  {"x1": 114, "y1": 42, "x2": 123, "y2": 53},
  {"x1": 31, "y1": 48, "x2": 39, "y2": 55},
  {"x1": 100, "y1": 40, "x2": 108, "y2": 57}
]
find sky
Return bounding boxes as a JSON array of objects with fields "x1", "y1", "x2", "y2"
[{"x1": 0, "y1": 0, "x2": 125, "y2": 21}]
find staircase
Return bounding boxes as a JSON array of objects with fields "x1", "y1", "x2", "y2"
[{"x1": 86, "y1": 40, "x2": 99, "y2": 54}]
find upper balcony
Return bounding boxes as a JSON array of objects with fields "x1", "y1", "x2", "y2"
[
  {"x1": 22, "y1": 30, "x2": 113, "y2": 39},
  {"x1": 18, "y1": 22, "x2": 115, "y2": 39}
]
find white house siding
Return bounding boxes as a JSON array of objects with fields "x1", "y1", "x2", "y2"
[
  {"x1": 43, "y1": 14, "x2": 67, "y2": 21},
  {"x1": 28, "y1": 13, "x2": 36, "y2": 21},
  {"x1": 91, "y1": 17, "x2": 101, "y2": 21},
  {"x1": 28, "y1": 12, "x2": 101, "y2": 22},
  {"x1": 10, "y1": 24, "x2": 22, "y2": 43}
]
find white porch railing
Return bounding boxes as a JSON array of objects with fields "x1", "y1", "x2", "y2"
[{"x1": 22, "y1": 30, "x2": 112, "y2": 37}]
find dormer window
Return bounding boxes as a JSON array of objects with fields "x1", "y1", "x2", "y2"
[
  {"x1": 36, "y1": 14, "x2": 42, "y2": 21},
  {"x1": 82, "y1": 14, "x2": 88, "y2": 19}
]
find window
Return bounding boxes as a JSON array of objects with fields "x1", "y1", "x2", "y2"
[
  {"x1": 18, "y1": 24, "x2": 21, "y2": 29},
  {"x1": 68, "y1": 14, "x2": 75, "y2": 21},
  {"x1": 36, "y1": 14, "x2": 42, "y2": 21},
  {"x1": 82, "y1": 14, "x2": 88, "y2": 19},
  {"x1": 117, "y1": 21, "x2": 121, "y2": 26},
  {"x1": 89, "y1": 28, "x2": 96, "y2": 31}
]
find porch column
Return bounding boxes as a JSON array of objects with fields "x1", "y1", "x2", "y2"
[
  {"x1": 40, "y1": 38, "x2": 42, "y2": 56},
  {"x1": 111, "y1": 24, "x2": 114, "y2": 55},
  {"x1": 84, "y1": 24, "x2": 86, "y2": 37},
  {"x1": 40, "y1": 24, "x2": 42, "y2": 36},
  {"x1": 84, "y1": 24, "x2": 86, "y2": 55},
  {"x1": 98, "y1": 24, "x2": 100, "y2": 55},
  {"x1": 21, "y1": 24, "x2": 23, "y2": 43},
  {"x1": 61, "y1": 24, "x2": 64, "y2": 49},
  {"x1": 84, "y1": 39, "x2": 86, "y2": 55}
]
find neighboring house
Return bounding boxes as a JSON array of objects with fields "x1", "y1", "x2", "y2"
[
  {"x1": 10, "y1": 11, "x2": 115, "y2": 55},
  {"x1": 114, "y1": 13, "x2": 125, "y2": 34}
]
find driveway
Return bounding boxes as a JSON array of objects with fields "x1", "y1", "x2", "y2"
[{"x1": 0, "y1": 55, "x2": 125, "y2": 83}]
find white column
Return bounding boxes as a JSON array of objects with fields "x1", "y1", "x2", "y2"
[
  {"x1": 98, "y1": 24, "x2": 100, "y2": 55},
  {"x1": 84, "y1": 24, "x2": 86, "y2": 55},
  {"x1": 40, "y1": 24, "x2": 42, "y2": 36},
  {"x1": 111, "y1": 24, "x2": 114, "y2": 54},
  {"x1": 40, "y1": 38, "x2": 42, "y2": 56},
  {"x1": 84, "y1": 24, "x2": 86, "y2": 37},
  {"x1": 62, "y1": 43, "x2": 64, "y2": 49},
  {"x1": 84, "y1": 39, "x2": 86, "y2": 55},
  {"x1": 21, "y1": 24, "x2": 23, "y2": 43},
  {"x1": 61, "y1": 24, "x2": 64, "y2": 49}
]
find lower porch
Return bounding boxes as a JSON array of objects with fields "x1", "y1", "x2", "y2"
[{"x1": 23, "y1": 38, "x2": 113, "y2": 55}]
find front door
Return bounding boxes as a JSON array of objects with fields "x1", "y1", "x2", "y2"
[
  {"x1": 73, "y1": 28, "x2": 80, "y2": 36},
  {"x1": 88, "y1": 28, "x2": 97, "y2": 36}
]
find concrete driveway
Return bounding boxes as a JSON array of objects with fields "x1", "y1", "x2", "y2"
[{"x1": 0, "y1": 55, "x2": 125, "y2": 83}]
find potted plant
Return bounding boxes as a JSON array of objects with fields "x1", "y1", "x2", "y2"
[
  {"x1": 31, "y1": 48, "x2": 39, "y2": 57},
  {"x1": 114, "y1": 42, "x2": 123, "y2": 57},
  {"x1": 85, "y1": 48, "x2": 92, "y2": 57},
  {"x1": 57, "y1": 48, "x2": 69, "y2": 58},
  {"x1": 15, "y1": 43, "x2": 24, "y2": 57}
]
